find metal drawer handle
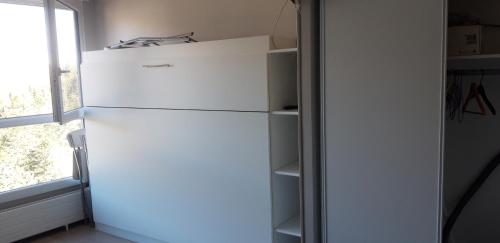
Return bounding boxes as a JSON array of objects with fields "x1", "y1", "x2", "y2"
[{"x1": 142, "y1": 64, "x2": 173, "y2": 68}]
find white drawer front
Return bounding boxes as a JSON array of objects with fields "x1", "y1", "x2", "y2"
[{"x1": 81, "y1": 53, "x2": 269, "y2": 111}]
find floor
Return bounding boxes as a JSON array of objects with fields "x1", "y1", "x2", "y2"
[{"x1": 19, "y1": 224, "x2": 133, "y2": 243}]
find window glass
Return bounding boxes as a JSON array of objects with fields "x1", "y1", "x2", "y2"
[
  {"x1": 55, "y1": 2, "x2": 82, "y2": 112},
  {"x1": 0, "y1": 1, "x2": 85, "y2": 194},
  {"x1": 0, "y1": 2, "x2": 52, "y2": 119},
  {"x1": 0, "y1": 120, "x2": 82, "y2": 193}
]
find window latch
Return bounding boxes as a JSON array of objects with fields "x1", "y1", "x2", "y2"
[{"x1": 58, "y1": 68, "x2": 71, "y2": 74}]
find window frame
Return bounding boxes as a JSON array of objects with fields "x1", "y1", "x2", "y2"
[
  {"x1": 45, "y1": 0, "x2": 85, "y2": 124},
  {"x1": 0, "y1": 0, "x2": 84, "y2": 129},
  {"x1": 0, "y1": 0, "x2": 85, "y2": 201}
]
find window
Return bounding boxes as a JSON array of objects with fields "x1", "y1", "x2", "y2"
[
  {"x1": 0, "y1": 120, "x2": 81, "y2": 193},
  {"x1": 0, "y1": 3, "x2": 52, "y2": 119},
  {"x1": 0, "y1": 0, "x2": 84, "y2": 193},
  {"x1": 55, "y1": 2, "x2": 83, "y2": 112}
]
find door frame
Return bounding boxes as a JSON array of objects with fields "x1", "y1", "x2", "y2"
[{"x1": 298, "y1": 0, "x2": 322, "y2": 242}]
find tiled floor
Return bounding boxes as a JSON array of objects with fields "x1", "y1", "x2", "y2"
[{"x1": 20, "y1": 224, "x2": 133, "y2": 243}]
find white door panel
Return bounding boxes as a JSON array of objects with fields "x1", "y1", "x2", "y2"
[
  {"x1": 85, "y1": 108, "x2": 272, "y2": 243},
  {"x1": 322, "y1": 0, "x2": 445, "y2": 242},
  {"x1": 82, "y1": 54, "x2": 268, "y2": 111},
  {"x1": 81, "y1": 37, "x2": 271, "y2": 111}
]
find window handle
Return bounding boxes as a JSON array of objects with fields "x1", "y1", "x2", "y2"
[
  {"x1": 59, "y1": 69, "x2": 71, "y2": 74},
  {"x1": 142, "y1": 64, "x2": 173, "y2": 68}
]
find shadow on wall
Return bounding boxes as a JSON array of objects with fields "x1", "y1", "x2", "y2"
[{"x1": 83, "y1": 0, "x2": 298, "y2": 50}]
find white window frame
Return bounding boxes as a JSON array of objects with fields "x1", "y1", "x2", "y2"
[
  {"x1": 46, "y1": 0, "x2": 85, "y2": 124},
  {"x1": 0, "y1": 0, "x2": 85, "y2": 129},
  {"x1": 0, "y1": 0, "x2": 85, "y2": 198},
  {"x1": 45, "y1": 0, "x2": 65, "y2": 123}
]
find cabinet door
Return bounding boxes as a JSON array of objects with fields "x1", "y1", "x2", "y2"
[
  {"x1": 85, "y1": 108, "x2": 272, "y2": 243},
  {"x1": 81, "y1": 42, "x2": 269, "y2": 112},
  {"x1": 322, "y1": 0, "x2": 445, "y2": 243}
]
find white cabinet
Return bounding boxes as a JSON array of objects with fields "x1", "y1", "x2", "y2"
[
  {"x1": 81, "y1": 37, "x2": 270, "y2": 111},
  {"x1": 81, "y1": 36, "x2": 299, "y2": 243}
]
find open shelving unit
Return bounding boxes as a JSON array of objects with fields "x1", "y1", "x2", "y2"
[
  {"x1": 268, "y1": 47, "x2": 301, "y2": 243},
  {"x1": 275, "y1": 215, "x2": 301, "y2": 237}
]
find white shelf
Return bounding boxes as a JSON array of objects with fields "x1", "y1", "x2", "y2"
[
  {"x1": 275, "y1": 163, "x2": 300, "y2": 177},
  {"x1": 275, "y1": 215, "x2": 301, "y2": 237},
  {"x1": 448, "y1": 54, "x2": 500, "y2": 60},
  {"x1": 268, "y1": 48, "x2": 298, "y2": 54},
  {"x1": 448, "y1": 54, "x2": 500, "y2": 70},
  {"x1": 272, "y1": 109, "x2": 299, "y2": 116}
]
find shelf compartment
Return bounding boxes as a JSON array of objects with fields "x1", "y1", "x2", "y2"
[
  {"x1": 448, "y1": 54, "x2": 500, "y2": 60},
  {"x1": 275, "y1": 163, "x2": 300, "y2": 177},
  {"x1": 448, "y1": 54, "x2": 500, "y2": 71},
  {"x1": 272, "y1": 109, "x2": 299, "y2": 116},
  {"x1": 275, "y1": 215, "x2": 301, "y2": 237}
]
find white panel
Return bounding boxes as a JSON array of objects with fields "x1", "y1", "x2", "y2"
[
  {"x1": 85, "y1": 108, "x2": 272, "y2": 243},
  {"x1": 81, "y1": 36, "x2": 270, "y2": 111},
  {"x1": 0, "y1": 191, "x2": 84, "y2": 242},
  {"x1": 322, "y1": 0, "x2": 445, "y2": 243}
]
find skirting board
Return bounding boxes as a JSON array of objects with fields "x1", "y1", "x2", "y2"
[
  {"x1": 96, "y1": 223, "x2": 167, "y2": 243},
  {"x1": 0, "y1": 190, "x2": 84, "y2": 242}
]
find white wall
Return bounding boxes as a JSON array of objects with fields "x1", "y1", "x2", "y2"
[{"x1": 82, "y1": 0, "x2": 297, "y2": 50}]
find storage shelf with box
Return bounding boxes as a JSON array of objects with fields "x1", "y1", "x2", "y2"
[{"x1": 448, "y1": 25, "x2": 500, "y2": 56}]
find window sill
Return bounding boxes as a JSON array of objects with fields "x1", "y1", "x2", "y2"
[{"x1": 0, "y1": 178, "x2": 82, "y2": 211}]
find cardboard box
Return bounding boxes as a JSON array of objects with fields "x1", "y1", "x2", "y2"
[{"x1": 448, "y1": 25, "x2": 500, "y2": 56}]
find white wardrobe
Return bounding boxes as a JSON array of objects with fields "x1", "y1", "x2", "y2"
[{"x1": 81, "y1": 36, "x2": 300, "y2": 243}]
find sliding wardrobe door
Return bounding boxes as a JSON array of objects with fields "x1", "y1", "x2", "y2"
[{"x1": 321, "y1": 0, "x2": 446, "y2": 242}]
